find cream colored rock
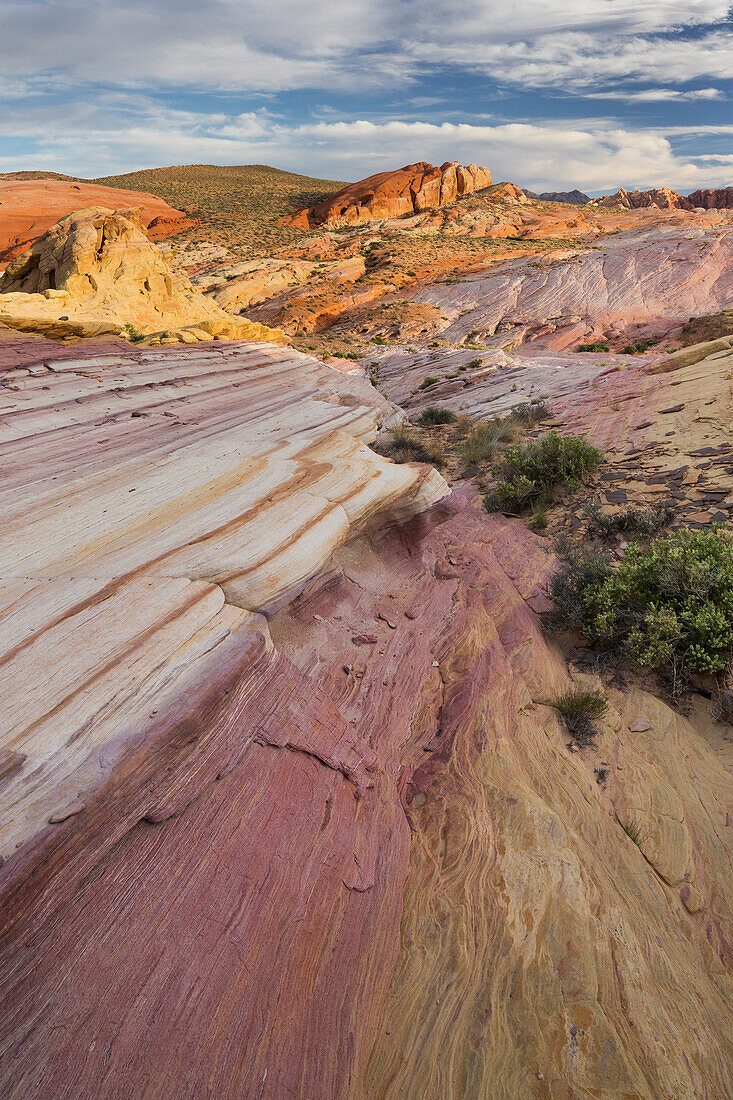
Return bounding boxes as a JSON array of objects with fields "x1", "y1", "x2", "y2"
[
  {"x1": 194, "y1": 254, "x2": 367, "y2": 312},
  {"x1": 0, "y1": 207, "x2": 287, "y2": 345},
  {"x1": 0, "y1": 335, "x2": 447, "y2": 858}
]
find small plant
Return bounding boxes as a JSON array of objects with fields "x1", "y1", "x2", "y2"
[
  {"x1": 622, "y1": 821, "x2": 642, "y2": 845},
  {"x1": 461, "y1": 418, "x2": 522, "y2": 467},
  {"x1": 374, "y1": 424, "x2": 444, "y2": 467},
  {"x1": 418, "y1": 406, "x2": 458, "y2": 425},
  {"x1": 622, "y1": 337, "x2": 659, "y2": 355},
  {"x1": 511, "y1": 399, "x2": 551, "y2": 425},
  {"x1": 544, "y1": 535, "x2": 613, "y2": 633},
  {"x1": 493, "y1": 431, "x2": 602, "y2": 511},
  {"x1": 123, "y1": 321, "x2": 145, "y2": 342},
  {"x1": 419, "y1": 376, "x2": 440, "y2": 390},
  {"x1": 552, "y1": 687, "x2": 608, "y2": 745},
  {"x1": 371, "y1": 336, "x2": 387, "y2": 345},
  {"x1": 583, "y1": 500, "x2": 674, "y2": 540},
  {"x1": 469, "y1": 357, "x2": 483, "y2": 368},
  {"x1": 529, "y1": 507, "x2": 548, "y2": 531},
  {"x1": 712, "y1": 664, "x2": 733, "y2": 725},
  {"x1": 577, "y1": 341, "x2": 610, "y2": 353}
]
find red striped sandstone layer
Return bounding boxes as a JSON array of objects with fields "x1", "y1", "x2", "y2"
[{"x1": 0, "y1": 334, "x2": 731, "y2": 1097}]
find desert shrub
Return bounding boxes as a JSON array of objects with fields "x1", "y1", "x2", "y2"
[
  {"x1": 493, "y1": 431, "x2": 602, "y2": 511},
  {"x1": 552, "y1": 687, "x2": 608, "y2": 745},
  {"x1": 419, "y1": 376, "x2": 440, "y2": 390},
  {"x1": 577, "y1": 341, "x2": 610, "y2": 352},
  {"x1": 123, "y1": 321, "x2": 144, "y2": 342},
  {"x1": 511, "y1": 399, "x2": 551, "y2": 425},
  {"x1": 529, "y1": 507, "x2": 549, "y2": 531},
  {"x1": 712, "y1": 664, "x2": 733, "y2": 724},
  {"x1": 622, "y1": 337, "x2": 658, "y2": 355},
  {"x1": 469, "y1": 357, "x2": 483, "y2": 368},
  {"x1": 544, "y1": 536, "x2": 613, "y2": 632},
  {"x1": 461, "y1": 418, "x2": 522, "y2": 467},
  {"x1": 418, "y1": 406, "x2": 457, "y2": 425},
  {"x1": 584, "y1": 526, "x2": 733, "y2": 673},
  {"x1": 374, "y1": 424, "x2": 445, "y2": 467},
  {"x1": 583, "y1": 499, "x2": 674, "y2": 540},
  {"x1": 548, "y1": 526, "x2": 733, "y2": 676}
]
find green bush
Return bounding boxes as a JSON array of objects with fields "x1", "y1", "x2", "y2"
[
  {"x1": 584, "y1": 526, "x2": 733, "y2": 673},
  {"x1": 622, "y1": 337, "x2": 658, "y2": 355},
  {"x1": 577, "y1": 341, "x2": 610, "y2": 352},
  {"x1": 493, "y1": 431, "x2": 602, "y2": 511},
  {"x1": 548, "y1": 526, "x2": 733, "y2": 677},
  {"x1": 418, "y1": 406, "x2": 458, "y2": 425},
  {"x1": 419, "y1": 376, "x2": 440, "y2": 390}
]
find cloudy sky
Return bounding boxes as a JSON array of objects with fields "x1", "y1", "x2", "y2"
[{"x1": 1, "y1": 0, "x2": 732, "y2": 193}]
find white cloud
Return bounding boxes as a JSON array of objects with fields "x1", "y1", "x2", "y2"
[
  {"x1": 0, "y1": 0, "x2": 731, "y2": 94},
  {"x1": 601, "y1": 87, "x2": 723, "y2": 101},
  {"x1": 2, "y1": 101, "x2": 731, "y2": 193}
]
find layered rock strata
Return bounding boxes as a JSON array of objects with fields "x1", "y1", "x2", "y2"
[
  {"x1": 285, "y1": 161, "x2": 492, "y2": 229},
  {"x1": 0, "y1": 177, "x2": 195, "y2": 262},
  {"x1": 414, "y1": 223, "x2": 733, "y2": 349}
]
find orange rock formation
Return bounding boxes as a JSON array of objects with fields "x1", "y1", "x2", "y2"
[{"x1": 285, "y1": 161, "x2": 492, "y2": 228}]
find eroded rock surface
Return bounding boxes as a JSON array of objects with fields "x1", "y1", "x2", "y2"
[
  {"x1": 414, "y1": 222, "x2": 733, "y2": 349},
  {"x1": 0, "y1": 208, "x2": 286, "y2": 344},
  {"x1": 0, "y1": 328, "x2": 731, "y2": 1098},
  {"x1": 0, "y1": 177, "x2": 195, "y2": 263},
  {"x1": 286, "y1": 161, "x2": 493, "y2": 229}
]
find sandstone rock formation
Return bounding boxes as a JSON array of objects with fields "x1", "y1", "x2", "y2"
[
  {"x1": 0, "y1": 334, "x2": 731, "y2": 1097},
  {"x1": 687, "y1": 187, "x2": 733, "y2": 209},
  {"x1": 414, "y1": 220, "x2": 733, "y2": 351},
  {"x1": 590, "y1": 186, "x2": 688, "y2": 210},
  {"x1": 0, "y1": 177, "x2": 195, "y2": 263},
  {"x1": 285, "y1": 161, "x2": 492, "y2": 228},
  {"x1": 0, "y1": 208, "x2": 285, "y2": 344},
  {"x1": 193, "y1": 253, "x2": 366, "y2": 311},
  {"x1": 591, "y1": 185, "x2": 733, "y2": 212}
]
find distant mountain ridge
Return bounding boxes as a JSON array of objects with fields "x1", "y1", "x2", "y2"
[{"x1": 523, "y1": 188, "x2": 590, "y2": 204}]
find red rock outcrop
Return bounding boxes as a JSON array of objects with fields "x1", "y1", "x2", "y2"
[
  {"x1": 590, "y1": 186, "x2": 689, "y2": 210},
  {"x1": 0, "y1": 178, "x2": 195, "y2": 263},
  {"x1": 592, "y1": 185, "x2": 733, "y2": 212},
  {"x1": 687, "y1": 187, "x2": 733, "y2": 209},
  {"x1": 285, "y1": 161, "x2": 492, "y2": 228}
]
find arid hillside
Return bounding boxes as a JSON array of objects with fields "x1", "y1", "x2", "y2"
[{"x1": 94, "y1": 163, "x2": 348, "y2": 259}]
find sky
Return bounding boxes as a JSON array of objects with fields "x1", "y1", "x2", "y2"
[{"x1": 1, "y1": 0, "x2": 732, "y2": 194}]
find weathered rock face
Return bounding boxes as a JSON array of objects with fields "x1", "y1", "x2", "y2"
[
  {"x1": 285, "y1": 161, "x2": 492, "y2": 228},
  {"x1": 0, "y1": 208, "x2": 285, "y2": 344},
  {"x1": 590, "y1": 186, "x2": 689, "y2": 210},
  {"x1": 413, "y1": 221, "x2": 733, "y2": 351},
  {"x1": 687, "y1": 187, "x2": 733, "y2": 209},
  {"x1": 0, "y1": 329, "x2": 732, "y2": 1097},
  {"x1": 0, "y1": 177, "x2": 195, "y2": 263}
]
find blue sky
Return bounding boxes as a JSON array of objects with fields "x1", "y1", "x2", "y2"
[{"x1": 0, "y1": 0, "x2": 732, "y2": 193}]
